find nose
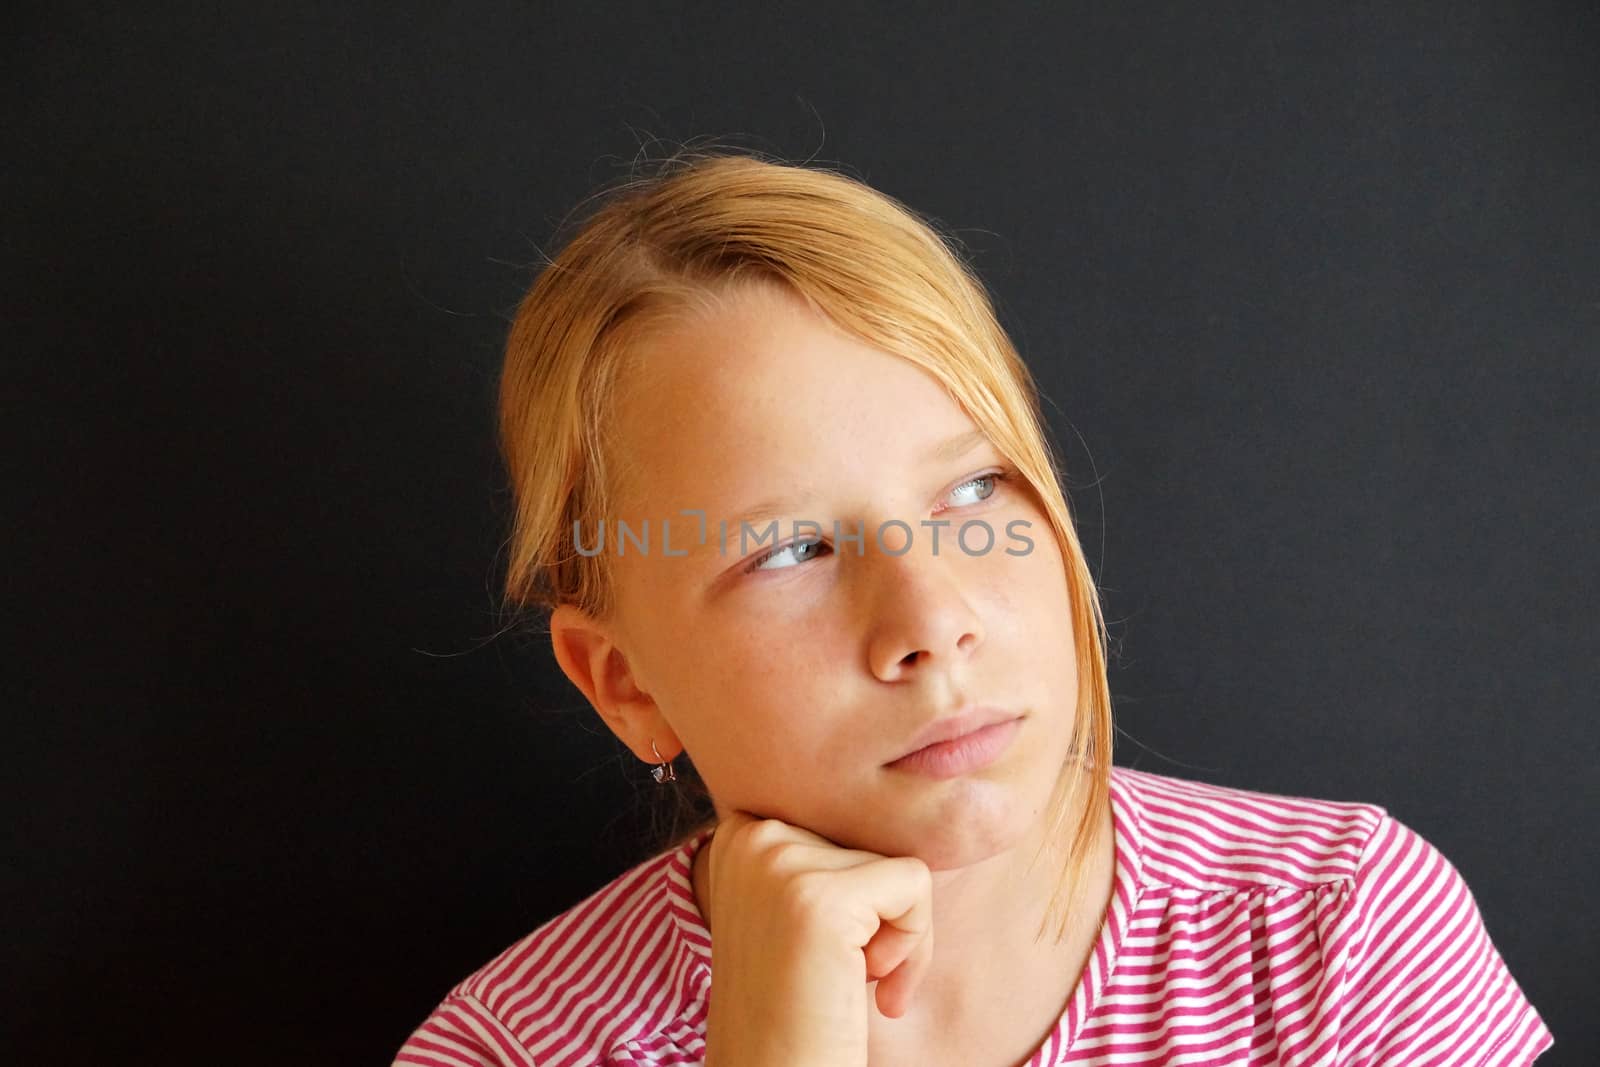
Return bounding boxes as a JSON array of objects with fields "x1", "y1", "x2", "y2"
[{"x1": 863, "y1": 520, "x2": 984, "y2": 683}]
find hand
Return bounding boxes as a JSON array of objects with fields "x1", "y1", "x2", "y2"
[{"x1": 699, "y1": 809, "x2": 934, "y2": 1067}]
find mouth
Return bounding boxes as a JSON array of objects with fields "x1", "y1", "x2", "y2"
[
  {"x1": 886, "y1": 706, "x2": 1023, "y2": 764},
  {"x1": 883, "y1": 714, "x2": 1024, "y2": 779}
]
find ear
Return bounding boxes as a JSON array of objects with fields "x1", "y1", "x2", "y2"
[{"x1": 548, "y1": 603, "x2": 682, "y2": 765}]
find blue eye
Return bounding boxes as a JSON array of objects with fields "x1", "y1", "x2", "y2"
[
  {"x1": 946, "y1": 472, "x2": 1001, "y2": 508},
  {"x1": 739, "y1": 469, "x2": 1012, "y2": 575},
  {"x1": 743, "y1": 536, "x2": 827, "y2": 574}
]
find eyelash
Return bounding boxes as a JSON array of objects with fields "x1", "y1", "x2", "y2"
[{"x1": 739, "y1": 467, "x2": 1016, "y2": 575}]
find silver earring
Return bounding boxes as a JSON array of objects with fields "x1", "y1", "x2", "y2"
[{"x1": 650, "y1": 739, "x2": 676, "y2": 783}]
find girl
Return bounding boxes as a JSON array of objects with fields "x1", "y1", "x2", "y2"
[{"x1": 393, "y1": 150, "x2": 1553, "y2": 1066}]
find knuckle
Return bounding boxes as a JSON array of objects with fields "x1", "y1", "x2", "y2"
[
  {"x1": 743, "y1": 817, "x2": 785, "y2": 847},
  {"x1": 762, "y1": 838, "x2": 804, "y2": 869},
  {"x1": 783, "y1": 870, "x2": 829, "y2": 917}
]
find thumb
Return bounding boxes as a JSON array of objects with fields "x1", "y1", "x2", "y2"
[{"x1": 865, "y1": 922, "x2": 932, "y2": 1019}]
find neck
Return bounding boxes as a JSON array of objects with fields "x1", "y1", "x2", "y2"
[{"x1": 876, "y1": 785, "x2": 1112, "y2": 1028}]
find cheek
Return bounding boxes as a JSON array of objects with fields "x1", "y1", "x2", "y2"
[
  {"x1": 974, "y1": 523, "x2": 1066, "y2": 609},
  {"x1": 1008, "y1": 524, "x2": 1072, "y2": 608},
  {"x1": 693, "y1": 638, "x2": 840, "y2": 749},
  {"x1": 715, "y1": 641, "x2": 838, "y2": 713},
  {"x1": 980, "y1": 533, "x2": 1078, "y2": 681}
]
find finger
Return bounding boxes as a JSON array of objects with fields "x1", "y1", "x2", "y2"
[
  {"x1": 874, "y1": 907, "x2": 934, "y2": 1018},
  {"x1": 862, "y1": 920, "x2": 920, "y2": 982},
  {"x1": 832, "y1": 854, "x2": 932, "y2": 953}
]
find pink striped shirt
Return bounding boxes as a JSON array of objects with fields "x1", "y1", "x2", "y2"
[{"x1": 393, "y1": 766, "x2": 1554, "y2": 1065}]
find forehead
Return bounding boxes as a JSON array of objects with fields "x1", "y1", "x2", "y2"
[{"x1": 606, "y1": 283, "x2": 978, "y2": 519}]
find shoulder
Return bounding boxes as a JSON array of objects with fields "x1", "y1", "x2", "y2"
[
  {"x1": 391, "y1": 834, "x2": 715, "y2": 1067},
  {"x1": 1332, "y1": 813, "x2": 1556, "y2": 1064},
  {"x1": 1109, "y1": 767, "x2": 1554, "y2": 1064},
  {"x1": 1111, "y1": 764, "x2": 1387, "y2": 892}
]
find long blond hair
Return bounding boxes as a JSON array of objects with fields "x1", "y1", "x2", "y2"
[{"x1": 496, "y1": 145, "x2": 1114, "y2": 941}]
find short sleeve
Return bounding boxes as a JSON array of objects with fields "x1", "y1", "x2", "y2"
[
  {"x1": 392, "y1": 993, "x2": 539, "y2": 1067},
  {"x1": 1330, "y1": 814, "x2": 1555, "y2": 1066},
  {"x1": 603, "y1": 1010, "x2": 709, "y2": 1065}
]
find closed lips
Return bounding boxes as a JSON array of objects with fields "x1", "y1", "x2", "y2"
[{"x1": 889, "y1": 707, "x2": 1020, "y2": 763}]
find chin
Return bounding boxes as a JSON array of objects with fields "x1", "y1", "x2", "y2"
[{"x1": 883, "y1": 785, "x2": 1039, "y2": 871}]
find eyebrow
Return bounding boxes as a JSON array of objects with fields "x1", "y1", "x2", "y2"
[{"x1": 697, "y1": 428, "x2": 993, "y2": 555}]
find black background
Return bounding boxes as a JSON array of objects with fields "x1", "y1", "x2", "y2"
[{"x1": 7, "y1": 3, "x2": 1595, "y2": 1063}]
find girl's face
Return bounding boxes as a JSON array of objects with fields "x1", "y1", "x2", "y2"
[{"x1": 590, "y1": 280, "x2": 1079, "y2": 870}]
